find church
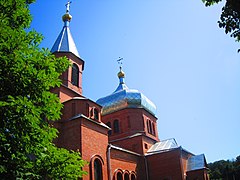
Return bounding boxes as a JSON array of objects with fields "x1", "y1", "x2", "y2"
[{"x1": 50, "y1": 2, "x2": 209, "y2": 180}]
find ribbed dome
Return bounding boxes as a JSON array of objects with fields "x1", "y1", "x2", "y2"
[{"x1": 96, "y1": 69, "x2": 157, "y2": 116}]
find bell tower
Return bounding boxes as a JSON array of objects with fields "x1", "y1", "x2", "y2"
[{"x1": 51, "y1": 1, "x2": 84, "y2": 102}]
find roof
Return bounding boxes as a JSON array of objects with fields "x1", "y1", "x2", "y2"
[
  {"x1": 66, "y1": 113, "x2": 110, "y2": 130},
  {"x1": 110, "y1": 144, "x2": 141, "y2": 156},
  {"x1": 187, "y1": 154, "x2": 207, "y2": 171},
  {"x1": 147, "y1": 138, "x2": 179, "y2": 154},
  {"x1": 51, "y1": 21, "x2": 80, "y2": 58},
  {"x1": 51, "y1": 2, "x2": 80, "y2": 59},
  {"x1": 63, "y1": 96, "x2": 102, "y2": 108},
  {"x1": 96, "y1": 70, "x2": 157, "y2": 116},
  {"x1": 109, "y1": 133, "x2": 144, "y2": 143}
]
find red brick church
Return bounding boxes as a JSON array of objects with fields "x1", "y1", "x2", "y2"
[{"x1": 50, "y1": 2, "x2": 209, "y2": 180}]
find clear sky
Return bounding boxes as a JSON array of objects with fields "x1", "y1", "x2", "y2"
[{"x1": 30, "y1": 0, "x2": 240, "y2": 163}]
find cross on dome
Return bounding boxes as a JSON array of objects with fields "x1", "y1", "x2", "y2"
[
  {"x1": 117, "y1": 57, "x2": 125, "y2": 79},
  {"x1": 66, "y1": 1, "x2": 72, "y2": 13},
  {"x1": 62, "y1": 1, "x2": 72, "y2": 23},
  {"x1": 51, "y1": 0, "x2": 80, "y2": 58}
]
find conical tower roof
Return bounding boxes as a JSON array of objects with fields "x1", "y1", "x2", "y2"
[{"x1": 51, "y1": 1, "x2": 80, "y2": 58}]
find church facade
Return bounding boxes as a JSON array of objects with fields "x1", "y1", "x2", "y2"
[{"x1": 50, "y1": 3, "x2": 209, "y2": 180}]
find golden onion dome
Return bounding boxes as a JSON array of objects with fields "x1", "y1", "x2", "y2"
[
  {"x1": 62, "y1": 13, "x2": 72, "y2": 22},
  {"x1": 118, "y1": 68, "x2": 125, "y2": 78}
]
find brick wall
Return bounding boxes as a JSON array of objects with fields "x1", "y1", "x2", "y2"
[
  {"x1": 53, "y1": 118, "x2": 82, "y2": 152},
  {"x1": 110, "y1": 135, "x2": 156, "y2": 155},
  {"x1": 53, "y1": 96, "x2": 109, "y2": 180},
  {"x1": 53, "y1": 52, "x2": 84, "y2": 99},
  {"x1": 61, "y1": 98, "x2": 102, "y2": 122},
  {"x1": 110, "y1": 148, "x2": 142, "y2": 180},
  {"x1": 186, "y1": 169, "x2": 209, "y2": 180},
  {"x1": 102, "y1": 108, "x2": 159, "y2": 155},
  {"x1": 102, "y1": 108, "x2": 158, "y2": 139},
  {"x1": 146, "y1": 148, "x2": 184, "y2": 180},
  {"x1": 81, "y1": 117, "x2": 109, "y2": 180}
]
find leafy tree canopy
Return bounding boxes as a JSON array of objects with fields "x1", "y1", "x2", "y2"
[
  {"x1": 208, "y1": 155, "x2": 240, "y2": 180},
  {"x1": 203, "y1": 0, "x2": 240, "y2": 51},
  {"x1": 0, "y1": 0, "x2": 87, "y2": 179}
]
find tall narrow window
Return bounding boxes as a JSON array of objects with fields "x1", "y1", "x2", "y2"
[
  {"x1": 150, "y1": 120, "x2": 153, "y2": 134},
  {"x1": 144, "y1": 143, "x2": 148, "y2": 149},
  {"x1": 147, "y1": 120, "x2": 150, "y2": 133},
  {"x1": 71, "y1": 63, "x2": 79, "y2": 86},
  {"x1": 131, "y1": 174, "x2": 136, "y2": 180},
  {"x1": 94, "y1": 108, "x2": 99, "y2": 120},
  {"x1": 124, "y1": 173, "x2": 130, "y2": 180},
  {"x1": 113, "y1": 119, "x2": 120, "y2": 133},
  {"x1": 94, "y1": 159, "x2": 102, "y2": 180},
  {"x1": 152, "y1": 122, "x2": 155, "y2": 136},
  {"x1": 117, "y1": 172, "x2": 123, "y2": 180},
  {"x1": 106, "y1": 122, "x2": 112, "y2": 136}
]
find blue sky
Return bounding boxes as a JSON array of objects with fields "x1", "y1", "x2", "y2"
[{"x1": 30, "y1": 0, "x2": 240, "y2": 163}]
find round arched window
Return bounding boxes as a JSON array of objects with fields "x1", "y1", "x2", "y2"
[
  {"x1": 94, "y1": 108, "x2": 99, "y2": 120},
  {"x1": 124, "y1": 173, "x2": 130, "y2": 180},
  {"x1": 94, "y1": 159, "x2": 102, "y2": 180},
  {"x1": 71, "y1": 63, "x2": 79, "y2": 86},
  {"x1": 152, "y1": 122, "x2": 155, "y2": 136},
  {"x1": 131, "y1": 173, "x2": 136, "y2": 180},
  {"x1": 117, "y1": 172, "x2": 123, "y2": 180}
]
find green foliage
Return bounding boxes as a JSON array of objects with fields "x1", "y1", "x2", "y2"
[
  {"x1": 202, "y1": 0, "x2": 222, "y2": 6},
  {"x1": 203, "y1": 0, "x2": 240, "y2": 51},
  {"x1": 0, "y1": 0, "x2": 87, "y2": 179},
  {"x1": 208, "y1": 155, "x2": 240, "y2": 180}
]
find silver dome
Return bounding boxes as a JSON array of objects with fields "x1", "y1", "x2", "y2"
[{"x1": 96, "y1": 71, "x2": 157, "y2": 116}]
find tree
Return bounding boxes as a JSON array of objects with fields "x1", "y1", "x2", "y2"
[
  {"x1": 203, "y1": 0, "x2": 240, "y2": 51},
  {"x1": 208, "y1": 155, "x2": 240, "y2": 180},
  {"x1": 234, "y1": 155, "x2": 240, "y2": 179},
  {"x1": 0, "y1": 0, "x2": 87, "y2": 179}
]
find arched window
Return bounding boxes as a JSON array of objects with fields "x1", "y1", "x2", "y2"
[
  {"x1": 90, "y1": 108, "x2": 93, "y2": 117},
  {"x1": 117, "y1": 172, "x2": 123, "y2": 180},
  {"x1": 71, "y1": 63, "x2": 79, "y2": 86},
  {"x1": 152, "y1": 122, "x2": 155, "y2": 136},
  {"x1": 147, "y1": 120, "x2": 150, "y2": 133},
  {"x1": 106, "y1": 122, "x2": 112, "y2": 136},
  {"x1": 113, "y1": 119, "x2": 120, "y2": 133},
  {"x1": 94, "y1": 108, "x2": 99, "y2": 120},
  {"x1": 131, "y1": 174, "x2": 136, "y2": 180},
  {"x1": 94, "y1": 159, "x2": 102, "y2": 180},
  {"x1": 144, "y1": 143, "x2": 148, "y2": 149},
  {"x1": 124, "y1": 173, "x2": 130, "y2": 180},
  {"x1": 149, "y1": 120, "x2": 152, "y2": 134}
]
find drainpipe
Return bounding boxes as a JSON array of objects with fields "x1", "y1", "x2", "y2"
[
  {"x1": 179, "y1": 147, "x2": 186, "y2": 180},
  {"x1": 107, "y1": 144, "x2": 112, "y2": 180},
  {"x1": 144, "y1": 155, "x2": 149, "y2": 180}
]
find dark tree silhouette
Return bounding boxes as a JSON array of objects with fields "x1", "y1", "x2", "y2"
[{"x1": 203, "y1": 0, "x2": 240, "y2": 51}]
